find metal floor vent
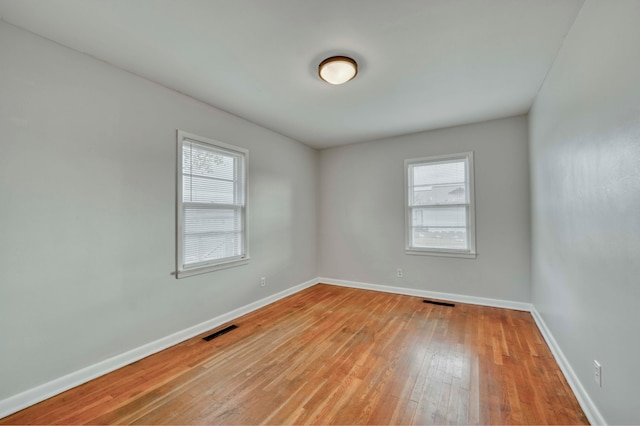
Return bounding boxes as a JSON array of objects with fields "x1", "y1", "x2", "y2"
[
  {"x1": 423, "y1": 300, "x2": 455, "y2": 307},
  {"x1": 203, "y1": 324, "x2": 238, "y2": 341}
]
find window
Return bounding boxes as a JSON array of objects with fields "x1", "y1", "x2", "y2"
[
  {"x1": 176, "y1": 131, "x2": 248, "y2": 278},
  {"x1": 405, "y1": 152, "x2": 476, "y2": 258}
]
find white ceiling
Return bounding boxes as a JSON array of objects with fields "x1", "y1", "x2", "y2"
[{"x1": 0, "y1": 0, "x2": 584, "y2": 149}]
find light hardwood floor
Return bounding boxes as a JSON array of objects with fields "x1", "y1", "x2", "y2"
[{"x1": 1, "y1": 284, "x2": 588, "y2": 424}]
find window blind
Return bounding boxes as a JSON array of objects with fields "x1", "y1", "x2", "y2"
[{"x1": 180, "y1": 138, "x2": 246, "y2": 270}]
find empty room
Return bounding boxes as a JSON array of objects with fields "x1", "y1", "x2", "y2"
[{"x1": 0, "y1": 0, "x2": 638, "y2": 424}]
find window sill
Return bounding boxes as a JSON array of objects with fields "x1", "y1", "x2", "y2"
[
  {"x1": 175, "y1": 257, "x2": 250, "y2": 279},
  {"x1": 405, "y1": 249, "x2": 477, "y2": 259}
]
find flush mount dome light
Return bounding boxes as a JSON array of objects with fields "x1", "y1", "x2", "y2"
[{"x1": 318, "y1": 56, "x2": 358, "y2": 85}]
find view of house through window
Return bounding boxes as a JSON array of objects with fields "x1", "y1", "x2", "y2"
[
  {"x1": 405, "y1": 152, "x2": 476, "y2": 257},
  {"x1": 176, "y1": 131, "x2": 248, "y2": 277}
]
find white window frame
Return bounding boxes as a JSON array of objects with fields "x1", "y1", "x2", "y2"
[
  {"x1": 176, "y1": 130, "x2": 249, "y2": 278},
  {"x1": 404, "y1": 152, "x2": 476, "y2": 259}
]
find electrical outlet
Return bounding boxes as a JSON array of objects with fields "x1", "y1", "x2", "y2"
[
  {"x1": 396, "y1": 268, "x2": 403, "y2": 278},
  {"x1": 260, "y1": 277, "x2": 266, "y2": 287},
  {"x1": 594, "y1": 360, "x2": 602, "y2": 387}
]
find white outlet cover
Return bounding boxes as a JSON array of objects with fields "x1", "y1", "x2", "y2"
[{"x1": 594, "y1": 360, "x2": 602, "y2": 387}]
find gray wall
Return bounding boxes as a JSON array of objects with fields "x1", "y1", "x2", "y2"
[
  {"x1": 318, "y1": 116, "x2": 531, "y2": 302},
  {"x1": 529, "y1": 1, "x2": 640, "y2": 423},
  {"x1": 0, "y1": 21, "x2": 318, "y2": 399}
]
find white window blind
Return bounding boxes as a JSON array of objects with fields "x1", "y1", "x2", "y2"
[
  {"x1": 405, "y1": 152, "x2": 476, "y2": 257},
  {"x1": 177, "y1": 131, "x2": 248, "y2": 277}
]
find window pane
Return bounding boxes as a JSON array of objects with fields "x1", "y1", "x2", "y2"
[
  {"x1": 411, "y1": 206, "x2": 467, "y2": 228},
  {"x1": 183, "y1": 175, "x2": 235, "y2": 204},
  {"x1": 412, "y1": 161, "x2": 465, "y2": 186},
  {"x1": 183, "y1": 142, "x2": 236, "y2": 181},
  {"x1": 182, "y1": 141, "x2": 244, "y2": 205},
  {"x1": 411, "y1": 227, "x2": 468, "y2": 250},
  {"x1": 183, "y1": 206, "x2": 242, "y2": 265},
  {"x1": 183, "y1": 232, "x2": 242, "y2": 265},
  {"x1": 411, "y1": 183, "x2": 466, "y2": 206}
]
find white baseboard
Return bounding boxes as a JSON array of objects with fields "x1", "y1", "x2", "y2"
[
  {"x1": 530, "y1": 307, "x2": 606, "y2": 425},
  {"x1": 0, "y1": 277, "x2": 319, "y2": 420},
  {"x1": 318, "y1": 277, "x2": 532, "y2": 311}
]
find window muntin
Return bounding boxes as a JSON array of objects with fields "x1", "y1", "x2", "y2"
[
  {"x1": 177, "y1": 131, "x2": 248, "y2": 277},
  {"x1": 405, "y1": 152, "x2": 476, "y2": 257}
]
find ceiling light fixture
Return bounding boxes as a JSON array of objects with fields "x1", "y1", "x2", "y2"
[{"x1": 318, "y1": 56, "x2": 358, "y2": 85}]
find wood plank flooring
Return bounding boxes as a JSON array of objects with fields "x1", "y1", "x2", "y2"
[{"x1": 1, "y1": 284, "x2": 588, "y2": 425}]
